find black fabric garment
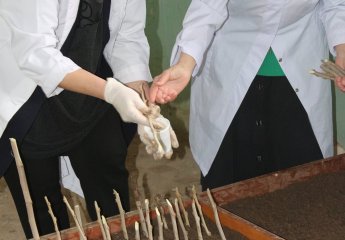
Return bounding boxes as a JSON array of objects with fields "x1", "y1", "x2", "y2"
[
  {"x1": 0, "y1": 87, "x2": 46, "y2": 176},
  {"x1": 4, "y1": 107, "x2": 134, "y2": 237},
  {"x1": 201, "y1": 75, "x2": 323, "y2": 191},
  {"x1": 4, "y1": 0, "x2": 137, "y2": 238},
  {"x1": 20, "y1": 0, "x2": 112, "y2": 158}
]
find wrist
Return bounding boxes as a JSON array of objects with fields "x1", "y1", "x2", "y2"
[
  {"x1": 178, "y1": 52, "x2": 196, "y2": 74},
  {"x1": 104, "y1": 78, "x2": 122, "y2": 103},
  {"x1": 335, "y1": 43, "x2": 345, "y2": 58}
]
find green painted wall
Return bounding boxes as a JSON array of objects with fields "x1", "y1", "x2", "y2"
[
  {"x1": 146, "y1": 0, "x2": 191, "y2": 107},
  {"x1": 335, "y1": 87, "x2": 345, "y2": 148}
]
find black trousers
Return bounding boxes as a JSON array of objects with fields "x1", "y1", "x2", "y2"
[
  {"x1": 201, "y1": 76, "x2": 323, "y2": 190},
  {"x1": 4, "y1": 107, "x2": 136, "y2": 238}
]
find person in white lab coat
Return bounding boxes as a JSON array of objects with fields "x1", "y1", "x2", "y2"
[
  {"x1": 0, "y1": 0, "x2": 151, "y2": 237},
  {"x1": 150, "y1": 0, "x2": 345, "y2": 190}
]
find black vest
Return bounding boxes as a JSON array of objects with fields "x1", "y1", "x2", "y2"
[{"x1": 0, "y1": 0, "x2": 112, "y2": 175}]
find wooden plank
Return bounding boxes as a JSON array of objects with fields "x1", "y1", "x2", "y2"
[{"x1": 198, "y1": 154, "x2": 345, "y2": 206}]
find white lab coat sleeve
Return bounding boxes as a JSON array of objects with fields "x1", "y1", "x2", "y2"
[
  {"x1": 104, "y1": 0, "x2": 152, "y2": 84},
  {"x1": 319, "y1": 0, "x2": 345, "y2": 56},
  {"x1": 0, "y1": 0, "x2": 80, "y2": 97},
  {"x1": 170, "y1": 0, "x2": 229, "y2": 75}
]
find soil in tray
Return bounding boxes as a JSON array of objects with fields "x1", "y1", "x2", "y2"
[
  {"x1": 222, "y1": 171, "x2": 345, "y2": 240},
  {"x1": 108, "y1": 207, "x2": 247, "y2": 240}
]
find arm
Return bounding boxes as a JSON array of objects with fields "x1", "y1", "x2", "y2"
[
  {"x1": 104, "y1": 0, "x2": 151, "y2": 91},
  {"x1": 149, "y1": 52, "x2": 196, "y2": 103},
  {"x1": 335, "y1": 44, "x2": 345, "y2": 91},
  {"x1": 1, "y1": 0, "x2": 150, "y2": 125},
  {"x1": 319, "y1": 0, "x2": 345, "y2": 91},
  {"x1": 149, "y1": 0, "x2": 229, "y2": 103},
  {"x1": 104, "y1": 0, "x2": 152, "y2": 97},
  {"x1": 171, "y1": 0, "x2": 229, "y2": 75},
  {"x1": 1, "y1": 0, "x2": 80, "y2": 96}
]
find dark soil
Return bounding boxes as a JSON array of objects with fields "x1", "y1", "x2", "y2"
[{"x1": 222, "y1": 171, "x2": 345, "y2": 240}]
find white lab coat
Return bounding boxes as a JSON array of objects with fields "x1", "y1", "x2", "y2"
[
  {"x1": 171, "y1": 0, "x2": 345, "y2": 175},
  {"x1": 0, "y1": 0, "x2": 151, "y2": 138}
]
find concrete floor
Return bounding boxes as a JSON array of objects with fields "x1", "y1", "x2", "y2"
[{"x1": 0, "y1": 106, "x2": 201, "y2": 240}]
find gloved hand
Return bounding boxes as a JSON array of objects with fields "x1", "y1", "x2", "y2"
[
  {"x1": 104, "y1": 77, "x2": 149, "y2": 125},
  {"x1": 137, "y1": 105, "x2": 179, "y2": 160}
]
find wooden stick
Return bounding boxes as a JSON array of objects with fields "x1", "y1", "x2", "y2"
[
  {"x1": 136, "y1": 200, "x2": 149, "y2": 237},
  {"x1": 166, "y1": 199, "x2": 179, "y2": 240},
  {"x1": 322, "y1": 59, "x2": 345, "y2": 76},
  {"x1": 191, "y1": 200, "x2": 203, "y2": 240},
  {"x1": 44, "y1": 196, "x2": 61, "y2": 240},
  {"x1": 320, "y1": 62, "x2": 343, "y2": 77},
  {"x1": 175, "y1": 188, "x2": 190, "y2": 227},
  {"x1": 192, "y1": 186, "x2": 211, "y2": 236},
  {"x1": 155, "y1": 207, "x2": 164, "y2": 240},
  {"x1": 94, "y1": 201, "x2": 107, "y2": 240},
  {"x1": 206, "y1": 189, "x2": 226, "y2": 240},
  {"x1": 63, "y1": 196, "x2": 87, "y2": 240},
  {"x1": 74, "y1": 205, "x2": 83, "y2": 231},
  {"x1": 114, "y1": 190, "x2": 128, "y2": 240},
  {"x1": 9, "y1": 138, "x2": 40, "y2": 240},
  {"x1": 309, "y1": 69, "x2": 335, "y2": 80},
  {"x1": 160, "y1": 205, "x2": 169, "y2": 229},
  {"x1": 174, "y1": 198, "x2": 189, "y2": 240},
  {"x1": 102, "y1": 215, "x2": 112, "y2": 240},
  {"x1": 145, "y1": 199, "x2": 153, "y2": 240},
  {"x1": 154, "y1": 195, "x2": 168, "y2": 229},
  {"x1": 135, "y1": 221, "x2": 141, "y2": 240},
  {"x1": 320, "y1": 64, "x2": 338, "y2": 76}
]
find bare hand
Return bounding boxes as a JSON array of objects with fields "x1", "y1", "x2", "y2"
[
  {"x1": 335, "y1": 44, "x2": 345, "y2": 91},
  {"x1": 149, "y1": 52, "x2": 196, "y2": 103}
]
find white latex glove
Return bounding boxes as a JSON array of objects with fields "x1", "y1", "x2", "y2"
[
  {"x1": 104, "y1": 78, "x2": 149, "y2": 125},
  {"x1": 138, "y1": 115, "x2": 179, "y2": 160}
]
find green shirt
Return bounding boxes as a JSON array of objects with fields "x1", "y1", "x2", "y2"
[{"x1": 257, "y1": 48, "x2": 285, "y2": 76}]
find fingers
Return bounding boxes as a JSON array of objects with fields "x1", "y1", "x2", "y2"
[
  {"x1": 169, "y1": 127, "x2": 179, "y2": 148},
  {"x1": 125, "y1": 110, "x2": 149, "y2": 126},
  {"x1": 153, "y1": 87, "x2": 178, "y2": 104},
  {"x1": 148, "y1": 83, "x2": 159, "y2": 103},
  {"x1": 149, "y1": 68, "x2": 177, "y2": 103},
  {"x1": 154, "y1": 69, "x2": 172, "y2": 86},
  {"x1": 336, "y1": 76, "x2": 345, "y2": 92},
  {"x1": 164, "y1": 150, "x2": 173, "y2": 159},
  {"x1": 334, "y1": 57, "x2": 345, "y2": 91}
]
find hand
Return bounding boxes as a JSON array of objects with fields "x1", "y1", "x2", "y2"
[
  {"x1": 104, "y1": 78, "x2": 149, "y2": 125},
  {"x1": 149, "y1": 52, "x2": 196, "y2": 103},
  {"x1": 137, "y1": 108, "x2": 179, "y2": 160},
  {"x1": 335, "y1": 44, "x2": 345, "y2": 91}
]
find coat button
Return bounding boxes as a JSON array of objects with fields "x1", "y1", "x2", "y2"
[
  {"x1": 278, "y1": 58, "x2": 283, "y2": 62},
  {"x1": 295, "y1": 88, "x2": 299, "y2": 92},
  {"x1": 257, "y1": 155, "x2": 262, "y2": 162},
  {"x1": 258, "y1": 83, "x2": 264, "y2": 90},
  {"x1": 256, "y1": 120, "x2": 263, "y2": 126}
]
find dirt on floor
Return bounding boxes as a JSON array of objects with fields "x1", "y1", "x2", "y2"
[{"x1": 0, "y1": 105, "x2": 202, "y2": 240}]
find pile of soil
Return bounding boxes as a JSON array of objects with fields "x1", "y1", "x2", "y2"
[{"x1": 222, "y1": 171, "x2": 345, "y2": 240}]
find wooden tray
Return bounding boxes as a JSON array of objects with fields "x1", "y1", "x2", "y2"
[
  {"x1": 39, "y1": 154, "x2": 345, "y2": 239},
  {"x1": 198, "y1": 153, "x2": 345, "y2": 240}
]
